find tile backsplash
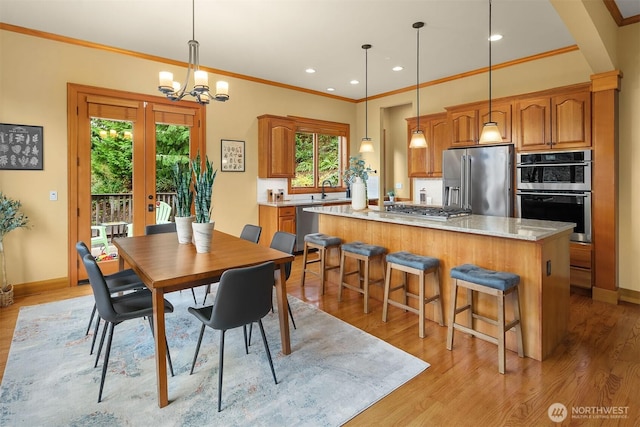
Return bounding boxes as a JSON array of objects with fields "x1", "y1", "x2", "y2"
[{"x1": 257, "y1": 176, "x2": 379, "y2": 202}]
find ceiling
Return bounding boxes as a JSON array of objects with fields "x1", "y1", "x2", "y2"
[{"x1": 1, "y1": 0, "x2": 637, "y2": 101}]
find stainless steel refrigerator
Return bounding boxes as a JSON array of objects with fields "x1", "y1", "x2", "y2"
[{"x1": 442, "y1": 144, "x2": 514, "y2": 217}]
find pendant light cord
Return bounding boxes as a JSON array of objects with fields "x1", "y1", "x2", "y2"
[
  {"x1": 365, "y1": 45, "x2": 369, "y2": 139},
  {"x1": 416, "y1": 24, "x2": 421, "y2": 130},
  {"x1": 488, "y1": 0, "x2": 492, "y2": 123}
]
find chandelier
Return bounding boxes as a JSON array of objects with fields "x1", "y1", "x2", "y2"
[{"x1": 157, "y1": 0, "x2": 229, "y2": 105}]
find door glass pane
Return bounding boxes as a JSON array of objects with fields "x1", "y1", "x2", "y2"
[
  {"x1": 90, "y1": 118, "x2": 133, "y2": 262},
  {"x1": 155, "y1": 123, "x2": 191, "y2": 222}
]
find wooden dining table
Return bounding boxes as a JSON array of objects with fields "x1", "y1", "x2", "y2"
[{"x1": 113, "y1": 230, "x2": 295, "y2": 408}]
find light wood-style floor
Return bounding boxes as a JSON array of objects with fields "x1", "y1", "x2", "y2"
[{"x1": 1, "y1": 257, "x2": 639, "y2": 426}]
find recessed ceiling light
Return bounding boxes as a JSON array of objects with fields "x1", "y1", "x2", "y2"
[
  {"x1": 350, "y1": 80, "x2": 359, "y2": 85},
  {"x1": 327, "y1": 87, "x2": 335, "y2": 92},
  {"x1": 305, "y1": 68, "x2": 316, "y2": 73},
  {"x1": 489, "y1": 34, "x2": 503, "y2": 41},
  {"x1": 392, "y1": 66, "x2": 404, "y2": 72}
]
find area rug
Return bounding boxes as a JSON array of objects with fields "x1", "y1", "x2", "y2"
[{"x1": 0, "y1": 290, "x2": 429, "y2": 426}]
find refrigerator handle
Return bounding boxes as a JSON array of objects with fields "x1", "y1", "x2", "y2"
[
  {"x1": 459, "y1": 155, "x2": 466, "y2": 208},
  {"x1": 465, "y1": 155, "x2": 472, "y2": 209}
]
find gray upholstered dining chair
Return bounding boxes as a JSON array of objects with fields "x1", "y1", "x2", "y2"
[
  {"x1": 248, "y1": 231, "x2": 297, "y2": 345},
  {"x1": 188, "y1": 261, "x2": 278, "y2": 412},
  {"x1": 81, "y1": 253, "x2": 175, "y2": 403},
  {"x1": 75, "y1": 241, "x2": 146, "y2": 354},
  {"x1": 202, "y1": 224, "x2": 263, "y2": 305}
]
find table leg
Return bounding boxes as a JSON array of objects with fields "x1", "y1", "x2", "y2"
[
  {"x1": 275, "y1": 264, "x2": 291, "y2": 355},
  {"x1": 152, "y1": 288, "x2": 169, "y2": 407},
  {"x1": 117, "y1": 255, "x2": 124, "y2": 271}
]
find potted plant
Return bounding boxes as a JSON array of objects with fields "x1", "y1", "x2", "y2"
[
  {"x1": 387, "y1": 190, "x2": 396, "y2": 203},
  {"x1": 172, "y1": 159, "x2": 195, "y2": 244},
  {"x1": 343, "y1": 156, "x2": 372, "y2": 210},
  {"x1": 191, "y1": 152, "x2": 217, "y2": 253},
  {"x1": 0, "y1": 192, "x2": 30, "y2": 307}
]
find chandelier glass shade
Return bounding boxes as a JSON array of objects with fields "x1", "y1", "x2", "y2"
[
  {"x1": 409, "y1": 22, "x2": 427, "y2": 149},
  {"x1": 157, "y1": 0, "x2": 229, "y2": 105}
]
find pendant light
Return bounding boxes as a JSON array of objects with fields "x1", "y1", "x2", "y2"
[
  {"x1": 359, "y1": 44, "x2": 374, "y2": 153},
  {"x1": 478, "y1": 0, "x2": 502, "y2": 144},
  {"x1": 409, "y1": 22, "x2": 427, "y2": 149}
]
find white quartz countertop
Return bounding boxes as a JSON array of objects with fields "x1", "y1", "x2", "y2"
[{"x1": 304, "y1": 205, "x2": 575, "y2": 241}]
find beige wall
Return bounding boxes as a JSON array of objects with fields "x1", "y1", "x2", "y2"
[{"x1": 1, "y1": 20, "x2": 638, "y2": 293}]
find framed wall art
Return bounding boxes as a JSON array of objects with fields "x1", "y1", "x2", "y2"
[
  {"x1": 221, "y1": 139, "x2": 245, "y2": 172},
  {"x1": 0, "y1": 123, "x2": 44, "y2": 170}
]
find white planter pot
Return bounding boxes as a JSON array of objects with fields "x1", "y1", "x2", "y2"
[
  {"x1": 192, "y1": 221, "x2": 215, "y2": 253},
  {"x1": 174, "y1": 215, "x2": 195, "y2": 244},
  {"x1": 351, "y1": 177, "x2": 367, "y2": 210}
]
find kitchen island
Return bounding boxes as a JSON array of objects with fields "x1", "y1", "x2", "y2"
[{"x1": 305, "y1": 205, "x2": 575, "y2": 361}]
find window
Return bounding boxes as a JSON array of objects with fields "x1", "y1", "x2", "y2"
[{"x1": 289, "y1": 117, "x2": 349, "y2": 194}]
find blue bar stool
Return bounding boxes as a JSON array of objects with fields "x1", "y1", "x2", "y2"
[
  {"x1": 446, "y1": 264, "x2": 524, "y2": 374},
  {"x1": 338, "y1": 242, "x2": 387, "y2": 314},
  {"x1": 382, "y1": 251, "x2": 444, "y2": 338},
  {"x1": 300, "y1": 233, "x2": 342, "y2": 295}
]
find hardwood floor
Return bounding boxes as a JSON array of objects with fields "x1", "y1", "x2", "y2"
[{"x1": 1, "y1": 257, "x2": 639, "y2": 426}]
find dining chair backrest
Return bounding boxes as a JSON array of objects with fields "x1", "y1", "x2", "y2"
[
  {"x1": 209, "y1": 261, "x2": 275, "y2": 331},
  {"x1": 145, "y1": 222, "x2": 177, "y2": 235},
  {"x1": 76, "y1": 241, "x2": 93, "y2": 260},
  {"x1": 81, "y1": 253, "x2": 118, "y2": 323},
  {"x1": 239, "y1": 224, "x2": 262, "y2": 244},
  {"x1": 269, "y1": 231, "x2": 296, "y2": 280}
]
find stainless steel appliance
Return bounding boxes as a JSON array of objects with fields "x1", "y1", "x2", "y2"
[
  {"x1": 385, "y1": 204, "x2": 472, "y2": 221},
  {"x1": 295, "y1": 205, "x2": 318, "y2": 252},
  {"x1": 516, "y1": 150, "x2": 591, "y2": 191},
  {"x1": 442, "y1": 144, "x2": 514, "y2": 217},
  {"x1": 515, "y1": 149, "x2": 592, "y2": 243}
]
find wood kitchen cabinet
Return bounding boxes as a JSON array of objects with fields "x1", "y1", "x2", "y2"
[
  {"x1": 515, "y1": 85, "x2": 591, "y2": 151},
  {"x1": 258, "y1": 205, "x2": 296, "y2": 247},
  {"x1": 406, "y1": 113, "x2": 449, "y2": 177},
  {"x1": 447, "y1": 100, "x2": 512, "y2": 147},
  {"x1": 570, "y1": 242, "x2": 592, "y2": 289},
  {"x1": 258, "y1": 114, "x2": 296, "y2": 178}
]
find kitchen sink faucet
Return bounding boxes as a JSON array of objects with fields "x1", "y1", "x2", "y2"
[{"x1": 321, "y1": 180, "x2": 333, "y2": 199}]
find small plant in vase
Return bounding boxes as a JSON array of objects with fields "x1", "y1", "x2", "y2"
[
  {"x1": 343, "y1": 156, "x2": 372, "y2": 210},
  {"x1": 0, "y1": 192, "x2": 30, "y2": 307},
  {"x1": 191, "y1": 153, "x2": 217, "y2": 253},
  {"x1": 387, "y1": 190, "x2": 396, "y2": 203},
  {"x1": 172, "y1": 159, "x2": 194, "y2": 244}
]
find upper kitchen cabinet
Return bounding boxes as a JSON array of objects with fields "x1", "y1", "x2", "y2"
[
  {"x1": 258, "y1": 114, "x2": 296, "y2": 178},
  {"x1": 406, "y1": 113, "x2": 449, "y2": 178},
  {"x1": 515, "y1": 85, "x2": 591, "y2": 151},
  {"x1": 447, "y1": 100, "x2": 512, "y2": 147}
]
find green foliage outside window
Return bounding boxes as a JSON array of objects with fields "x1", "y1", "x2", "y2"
[
  {"x1": 90, "y1": 119, "x2": 190, "y2": 194},
  {"x1": 293, "y1": 132, "x2": 342, "y2": 190}
]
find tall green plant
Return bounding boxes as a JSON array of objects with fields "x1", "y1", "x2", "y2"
[
  {"x1": 172, "y1": 160, "x2": 193, "y2": 217},
  {"x1": 192, "y1": 153, "x2": 217, "y2": 223},
  {"x1": 0, "y1": 192, "x2": 30, "y2": 292}
]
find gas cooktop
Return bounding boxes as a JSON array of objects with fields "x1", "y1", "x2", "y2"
[{"x1": 385, "y1": 204, "x2": 472, "y2": 221}]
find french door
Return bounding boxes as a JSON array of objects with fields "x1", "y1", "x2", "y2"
[{"x1": 68, "y1": 84, "x2": 205, "y2": 284}]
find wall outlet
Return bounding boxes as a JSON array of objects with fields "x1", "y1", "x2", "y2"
[
  {"x1": 49, "y1": 191, "x2": 58, "y2": 201},
  {"x1": 395, "y1": 183, "x2": 402, "y2": 189}
]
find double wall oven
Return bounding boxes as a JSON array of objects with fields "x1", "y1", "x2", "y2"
[{"x1": 516, "y1": 150, "x2": 592, "y2": 243}]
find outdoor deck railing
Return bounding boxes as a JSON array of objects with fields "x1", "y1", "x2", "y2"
[{"x1": 91, "y1": 192, "x2": 176, "y2": 225}]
